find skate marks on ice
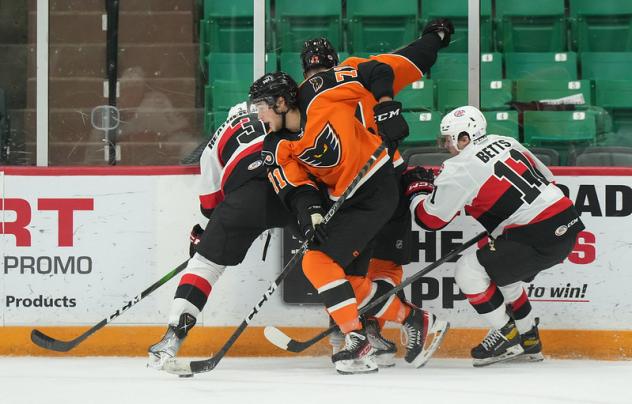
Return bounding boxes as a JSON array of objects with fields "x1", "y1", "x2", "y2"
[{"x1": 0, "y1": 357, "x2": 630, "y2": 404}]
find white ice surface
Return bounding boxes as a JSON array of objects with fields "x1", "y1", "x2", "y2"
[{"x1": 1, "y1": 357, "x2": 631, "y2": 404}]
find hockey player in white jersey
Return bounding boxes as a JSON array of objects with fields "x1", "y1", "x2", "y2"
[
  {"x1": 403, "y1": 106, "x2": 585, "y2": 366},
  {"x1": 147, "y1": 103, "x2": 296, "y2": 370}
]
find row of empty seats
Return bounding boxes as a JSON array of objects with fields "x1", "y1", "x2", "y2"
[
  {"x1": 202, "y1": 50, "x2": 632, "y2": 132},
  {"x1": 200, "y1": 0, "x2": 632, "y2": 57},
  {"x1": 403, "y1": 110, "x2": 597, "y2": 146},
  {"x1": 404, "y1": 145, "x2": 632, "y2": 167}
]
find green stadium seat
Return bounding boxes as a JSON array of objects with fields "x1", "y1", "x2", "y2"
[
  {"x1": 346, "y1": 0, "x2": 418, "y2": 53},
  {"x1": 279, "y1": 52, "x2": 305, "y2": 84},
  {"x1": 403, "y1": 146, "x2": 452, "y2": 166},
  {"x1": 483, "y1": 111, "x2": 520, "y2": 140},
  {"x1": 505, "y1": 52, "x2": 578, "y2": 81},
  {"x1": 204, "y1": 53, "x2": 277, "y2": 133},
  {"x1": 200, "y1": 0, "x2": 272, "y2": 60},
  {"x1": 275, "y1": 0, "x2": 342, "y2": 52},
  {"x1": 523, "y1": 111, "x2": 596, "y2": 144},
  {"x1": 436, "y1": 80, "x2": 513, "y2": 111},
  {"x1": 420, "y1": 0, "x2": 493, "y2": 53},
  {"x1": 207, "y1": 53, "x2": 277, "y2": 81},
  {"x1": 496, "y1": 0, "x2": 567, "y2": 52},
  {"x1": 397, "y1": 79, "x2": 435, "y2": 111},
  {"x1": 570, "y1": 0, "x2": 632, "y2": 51},
  {"x1": 431, "y1": 53, "x2": 502, "y2": 81},
  {"x1": 527, "y1": 146, "x2": 561, "y2": 166},
  {"x1": 515, "y1": 79, "x2": 593, "y2": 105},
  {"x1": 402, "y1": 111, "x2": 443, "y2": 145},
  {"x1": 571, "y1": 146, "x2": 632, "y2": 166},
  {"x1": 581, "y1": 52, "x2": 632, "y2": 108}
]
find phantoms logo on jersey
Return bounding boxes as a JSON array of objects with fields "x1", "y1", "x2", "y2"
[{"x1": 298, "y1": 123, "x2": 341, "y2": 168}]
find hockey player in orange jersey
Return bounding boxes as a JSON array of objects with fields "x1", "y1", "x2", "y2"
[{"x1": 248, "y1": 20, "x2": 453, "y2": 374}]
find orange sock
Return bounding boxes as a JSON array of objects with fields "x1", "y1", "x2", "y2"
[{"x1": 302, "y1": 250, "x2": 361, "y2": 333}]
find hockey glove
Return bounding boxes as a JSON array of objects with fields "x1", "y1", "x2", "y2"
[
  {"x1": 374, "y1": 100, "x2": 409, "y2": 144},
  {"x1": 402, "y1": 166, "x2": 435, "y2": 198},
  {"x1": 189, "y1": 224, "x2": 204, "y2": 257},
  {"x1": 422, "y1": 18, "x2": 455, "y2": 48},
  {"x1": 298, "y1": 204, "x2": 328, "y2": 245}
]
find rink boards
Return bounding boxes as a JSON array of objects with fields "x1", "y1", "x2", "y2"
[{"x1": 1, "y1": 166, "x2": 631, "y2": 359}]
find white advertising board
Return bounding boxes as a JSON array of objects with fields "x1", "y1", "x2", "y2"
[{"x1": 1, "y1": 167, "x2": 631, "y2": 331}]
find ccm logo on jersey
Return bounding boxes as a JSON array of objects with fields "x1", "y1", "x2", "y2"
[
  {"x1": 298, "y1": 123, "x2": 341, "y2": 168},
  {"x1": 375, "y1": 108, "x2": 401, "y2": 122},
  {"x1": 555, "y1": 217, "x2": 580, "y2": 237}
]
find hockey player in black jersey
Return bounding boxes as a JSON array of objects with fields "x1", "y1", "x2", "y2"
[
  {"x1": 248, "y1": 20, "x2": 453, "y2": 374},
  {"x1": 298, "y1": 36, "x2": 439, "y2": 367},
  {"x1": 147, "y1": 103, "x2": 296, "y2": 370},
  {"x1": 404, "y1": 105, "x2": 585, "y2": 366}
]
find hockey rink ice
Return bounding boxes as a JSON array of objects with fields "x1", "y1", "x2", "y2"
[{"x1": 1, "y1": 356, "x2": 630, "y2": 404}]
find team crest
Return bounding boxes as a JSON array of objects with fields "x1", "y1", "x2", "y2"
[
  {"x1": 309, "y1": 76, "x2": 324, "y2": 93},
  {"x1": 298, "y1": 123, "x2": 341, "y2": 168}
]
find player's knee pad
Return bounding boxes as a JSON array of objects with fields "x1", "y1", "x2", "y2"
[
  {"x1": 498, "y1": 282, "x2": 525, "y2": 303},
  {"x1": 188, "y1": 253, "x2": 226, "y2": 285},
  {"x1": 454, "y1": 252, "x2": 490, "y2": 294},
  {"x1": 302, "y1": 250, "x2": 345, "y2": 289}
]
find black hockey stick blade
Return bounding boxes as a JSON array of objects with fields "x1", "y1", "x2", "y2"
[
  {"x1": 264, "y1": 231, "x2": 487, "y2": 353},
  {"x1": 30, "y1": 260, "x2": 189, "y2": 352},
  {"x1": 162, "y1": 143, "x2": 388, "y2": 375}
]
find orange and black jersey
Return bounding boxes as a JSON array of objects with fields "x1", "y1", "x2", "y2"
[{"x1": 263, "y1": 62, "x2": 395, "y2": 206}]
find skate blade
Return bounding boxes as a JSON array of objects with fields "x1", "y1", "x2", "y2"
[
  {"x1": 147, "y1": 352, "x2": 170, "y2": 370},
  {"x1": 472, "y1": 345, "x2": 525, "y2": 367},
  {"x1": 510, "y1": 352, "x2": 545, "y2": 363},
  {"x1": 375, "y1": 352, "x2": 396, "y2": 368},
  {"x1": 410, "y1": 320, "x2": 450, "y2": 368},
  {"x1": 334, "y1": 356, "x2": 379, "y2": 375}
]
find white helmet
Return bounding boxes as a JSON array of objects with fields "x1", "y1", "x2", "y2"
[
  {"x1": 228, "y1": 101, "x2": 258, "y2": 119},
  {"x1": 440, "y1": 106, "x2": 487, "y2": 151}
]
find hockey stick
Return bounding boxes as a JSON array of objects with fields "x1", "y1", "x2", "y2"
[
  {"x1": 264, "y1": 231, "x2": 487, "y2": 353},
  {"x1": 30, "y1": 260, "x2": 189, "y2": 352},
  {"x1": 162, "y1": 142, "x2": 387, "y2": 376}
]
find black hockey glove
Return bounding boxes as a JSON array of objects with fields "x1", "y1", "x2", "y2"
[
  {"x1": 297, "y1": 204, "x2": 328, "y2": 245},
  {"x1": 422, "y1": 18, "x2": 454, "y2": 48},
  {"x1": 374, "y1": 100, "x2": 409, "y2": 144},
  {"x1": 402, "y1": 166, "x2": 435, "y2": 199},
  {"x1": 189, "y1": 224, "x2": 204, "y2": 258}
]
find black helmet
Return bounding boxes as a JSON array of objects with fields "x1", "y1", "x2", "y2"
[
  {"x1": 301, "y1": 37, "x2": 339, "y2": 73},
  {"x1": 249, "y1": 71, "x2": 299, "y2": 110}
]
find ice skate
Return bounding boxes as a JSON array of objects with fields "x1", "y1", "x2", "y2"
[
  {"x1": 472, "y1": 319, "x2": 524, "y2": 367},
  {"x1": 401, "y1": 307, "x2": 449, "y2": 368},
  {"x1": 512, "y1": 318, "x2": 544, "y2": 363},
  {"x1": 331, "y1": 328, "x2": 378, "y2": 375},
  {"x1": 147, "y1": 313, "x2": 196, "y2": 370},
  {"x1": 364, "y1": 317, "x2": 397, "y2": 368}
]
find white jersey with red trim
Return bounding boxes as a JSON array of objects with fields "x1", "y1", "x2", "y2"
[
  {"x1": 198, "y1": 112, "x2": 267, "y2": 210},
  {"x1": 412, "y1": 135, "x2": 572, "y2": 237}
]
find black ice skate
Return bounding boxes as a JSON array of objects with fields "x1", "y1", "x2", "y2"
[
  {"x1": 472, "y1": 319, "x2": 524, "y2": 367},
  {"x1": 401, "y1": 307, "x2": 449, "y2": 368},
  {"x1": 364, "y1": 317, "x2": 397, "y2": 368},
  {"x1": 331, "y1": 327, "x2": 378, "y2": 375},
  {"x1": 147, "y1": 313, "x2": 196, "y2": 370},
  {"x1": 512, "y1": 318, "x2": 544, "y2": 363}
]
